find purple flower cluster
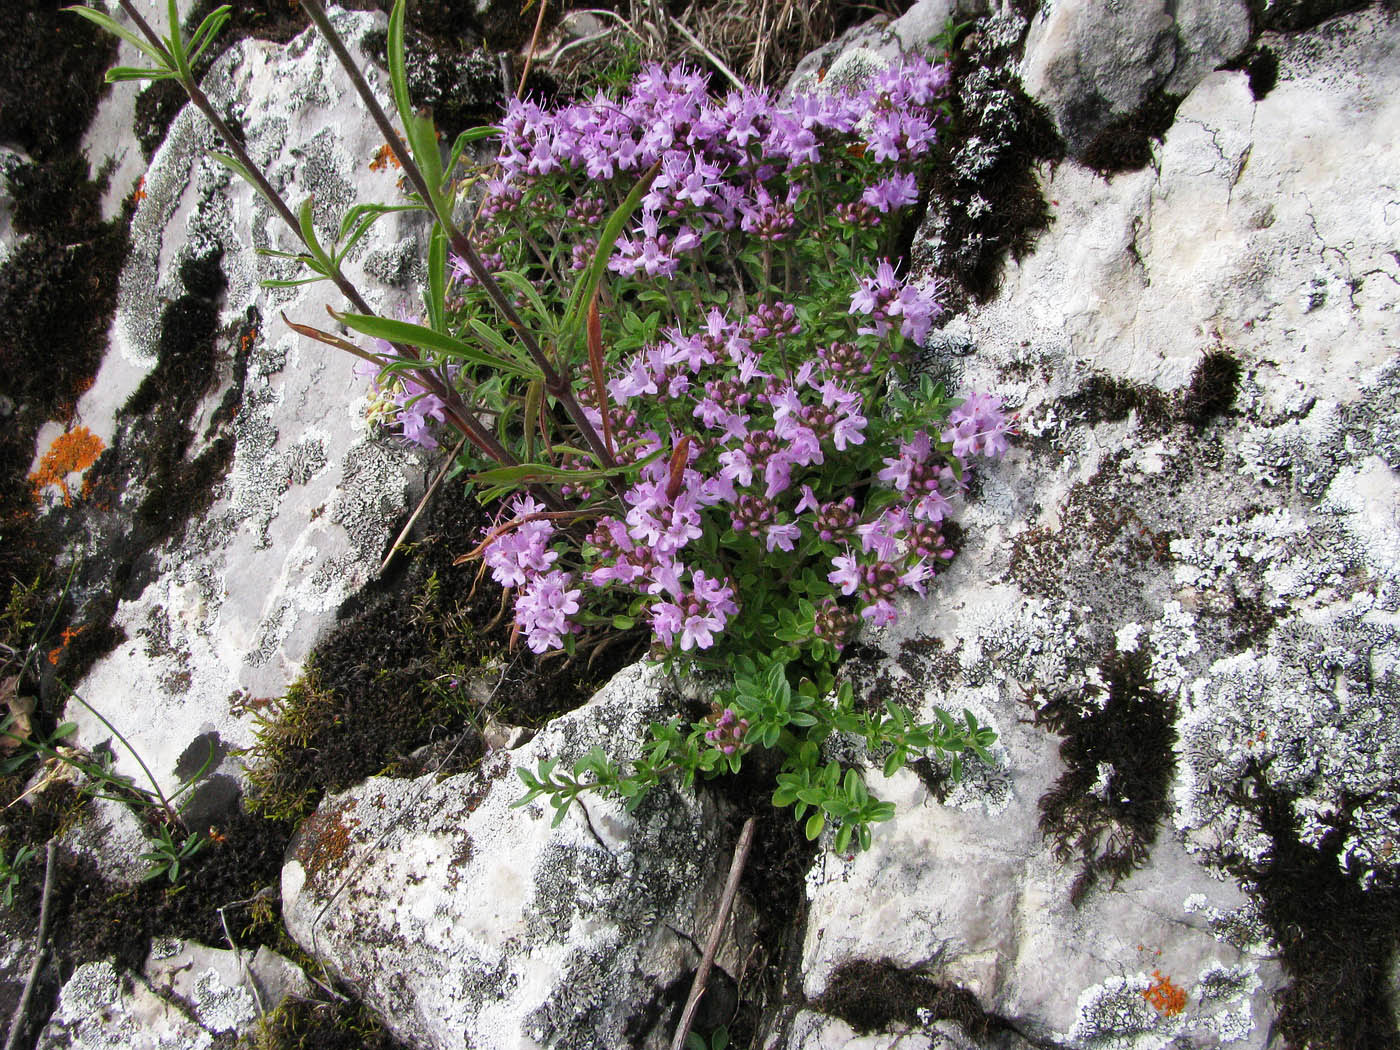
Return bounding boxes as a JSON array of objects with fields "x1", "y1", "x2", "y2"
[
  {"x1": 479, "y1": 301, "x2": 1013, "y2": 653},
  {"x1": 490, "y1": 58, "x2": 951, "y2": 284},
  {"x1": 355, "y1": 342, "x2": 450, "y2": 450},
  {"x1": 705, "y1": 708, "x2": 749, "y2": 755}
]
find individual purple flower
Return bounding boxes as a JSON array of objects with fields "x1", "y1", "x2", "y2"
[
  {"x1": 861, "y1": 172, "x2": 919, "y2": 213},
  {"x1": 766, "y1": 521, "x2": 801, "y2": 552},
  {"x1": 515, "y1": 570, "x2": 581, "y2": 653}
]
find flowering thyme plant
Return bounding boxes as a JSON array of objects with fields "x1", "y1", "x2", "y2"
[
  {"x1": 74, "y1": 0, "x2": 1007, "y2": 852},
  {"x1": 457, "y1": 59, "x2": 1009, "y2": 848}
]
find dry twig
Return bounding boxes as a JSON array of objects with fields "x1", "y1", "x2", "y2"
[
  {"x1": 4, "y1": 840, "x2": 57, "y2": 1050},
  {"x1": 669, "y1": 816, "x2": 756, "y2": 1050}
]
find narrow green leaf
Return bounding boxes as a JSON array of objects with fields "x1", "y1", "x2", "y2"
[
  {"x1": 338, "y1": 313, "x2": 537, "y2": 376},
  {"x1": 105, "y1": 66, "x2": 177, "y2": 83},
  {"x1": 66, "y1": 6, "x2": 170, "y2": 66},
  {"x1": 186, "y1": 5, "x2": 232, "y2": 66},
  {"x1": 386, "y1": 0, "x2": 413, "y2": 145},
  {"x1": 165, "y1": 0, "x2": 192, "y2": 81},
  {"x1": 466, "y1": 318, "x2": 537, "y2": 372},
  {"x1": 427, "y1": 223, "x2": 447, "y2": 334},
  {"x1": 523, "y1": 378, "x2": 543, "y2": 461}
]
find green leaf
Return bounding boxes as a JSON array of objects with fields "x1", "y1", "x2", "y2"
[
  {"x1": 105, "y1": 65, "x2": 177, "y2": 83},
  {"x1": 427, "y1": 223, "x2": 447, "y2": 334},
  {"x1": 446, "y1": 124, "x2": 501, "y2": 178},
  {"x1": 805, "y1": 811, "x2": 826, "y2": 841},
  {"x1": 338, "y1": 313, "x2": 538, "y2": 376},
  {"x1": 386, "y1": 0, "x2": 414, "y2": 144},
  {"x1": 187, "y1": 5, "x2": 233, "y2": 66},
  {"x1": 66, "y1": 5, "x2": 171, "y2": 66}
]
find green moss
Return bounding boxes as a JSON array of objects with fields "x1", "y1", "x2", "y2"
[
  {"x1": 237, "y1": 996, "x2": 412, "y2": 1050},
  {"x1": 1031, "y1": 648, "x2": 1177, "y2": 905},
  {"x1": 240, "y1": 479, "x2": 641, "y2": 823}
]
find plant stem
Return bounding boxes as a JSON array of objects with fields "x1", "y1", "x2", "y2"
[{"x1": 298, "y1": 0, "x2": 620, "y2": 483}]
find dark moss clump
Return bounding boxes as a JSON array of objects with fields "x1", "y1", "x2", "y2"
[
  {"x1": 54, "y1": 807, "x2": 294, "y2": 974},
  {"x1": 1060, "y1": 374, "x2": 1173, "y2": 429},
  {"x1": 242, "y1": 478, "x2": 642, "y2": 821},
  {"x1": 1231, "y1": 775, "x2": 1400, "y2": 1050},
  {"x1": 1058, "y1": 349, "x2": 1242, "y2": 434},
  {"x1": 0, "y1": 0, "x2": 116, "y2": 160},
  {"x1": 1256, "y1": 0, "x2": 1376, "y2": 32},
  {"x1": 814, "y1": 959, "x2": 1008, "y2": 1040},
  {"x1": 1224, "y1": 45, "x2": 1280, "y2": 101},
  {"x1": 1030, "y1": 648, "x2": 1177, "y2": 905},
  {"x1": 1180, "y1": 349, "x2": 1243, "y2": 427},
  {"x1": 133, "y1": 80, "x2": 190, "y2": 161},
  {"x1": 928, "y1": 15, "x2": 1064, "y2": 305},
  {"x1": 1080, "y1": 90, "x2": 1183, "y2": 175},
  {"x1": 242, "y1": 996, "x2": 413, "y2": 1050}
]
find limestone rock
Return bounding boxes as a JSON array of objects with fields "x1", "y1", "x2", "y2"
[
  {"x1": 1019, "y1": 0, "x2": 1253, "y2": 156},
  {"x1": 282, "y1": 663, "x2": 748, "y2": 1050},
  {"x1": 62, "y1": 795, "x2": 153, "y2": 886},
  {"x1": 787, "y1": 0, "x2": 990, "y2": 96},
  {"x1": 36, "y1": 941, "x2": 308, "y2": 1050},
  {"x1": 785, "y1": 5, "x2": 1398, "y2": 1048},
  {"x1": 60, "y1": 8, "x2": 431, "y2": 806}
]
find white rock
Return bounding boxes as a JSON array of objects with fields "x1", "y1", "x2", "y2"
[
  {"x1": 37, "y1": 959, "x2": 211, "y2": 1050},
  {"x1": 61, "y1": 795, "x2": 153, "y2": 886},
  {"x1": 63, "y1": 8, "x2": 431, "y2": 803},
  {"x1": 282, "y1": 663, "x2": 749, "y2": 1050},
  {"x1": 145, "y1": 938, "x2": 311, "y2": 1031}
]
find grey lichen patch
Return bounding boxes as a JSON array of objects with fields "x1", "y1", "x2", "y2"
[
  {"x1": 284, "y1": 436, "x2": 328, "y2": 487},
  {"x1": 329, "y1": 439, "x2": 419, "y2": 561},
  {"x1": 190, "y1": 967, "x2": 255, "y2": 1033},
  {"x1": 364, "y1": 238, "x2": 424, "y2": 287},
  {"x1": 289, "y1": 129, "x2": 357, "y2": 241},
  {"x1": 53, "y1": 960, "x2": 122, "y2": 1022},
  {"x1": 1061, "y1": 973, "x2": 1172, "y2": 1050}
]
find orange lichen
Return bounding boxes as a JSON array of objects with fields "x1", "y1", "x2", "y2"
[
  {"x1": 130, "y1": 176, "x2": 147, "y2": 204},
  {"x1": 47, "y1": 625, "x2": 87, "y2": 666},
  {"x1": 1142, "y1": 970, "x2": 1188, "y2": 1017},
  {"x1": 369, "y1": 142, "x2": 402, "y2": 171},
  {"x1": 30, "y1": 426, "x2": 104, "y2": 507}
]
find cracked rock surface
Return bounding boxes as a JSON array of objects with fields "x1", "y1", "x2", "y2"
[{"x1": 281, "y1": 664, "x2": 748, "y2": 1050}]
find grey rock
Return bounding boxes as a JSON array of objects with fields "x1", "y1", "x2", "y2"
[
  {"x1": 788, "y1": 0, "x2": 989, "y2": 95},
  {"x1": 37, "y1": 960, "x2": 211, "y2": 1050},
  {"x1": 1019, "y1": 0, "x2": 1252, "y2": 156},
  {"x1": 36, "y1": 941, "x2": 308, "y2": 1050},
  {"x1": 282, "y1": 663, "x2": 750, "y2": 1050},
  {"x1": 61, "y1": 796, "x2": 154, "y2": 887}
]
